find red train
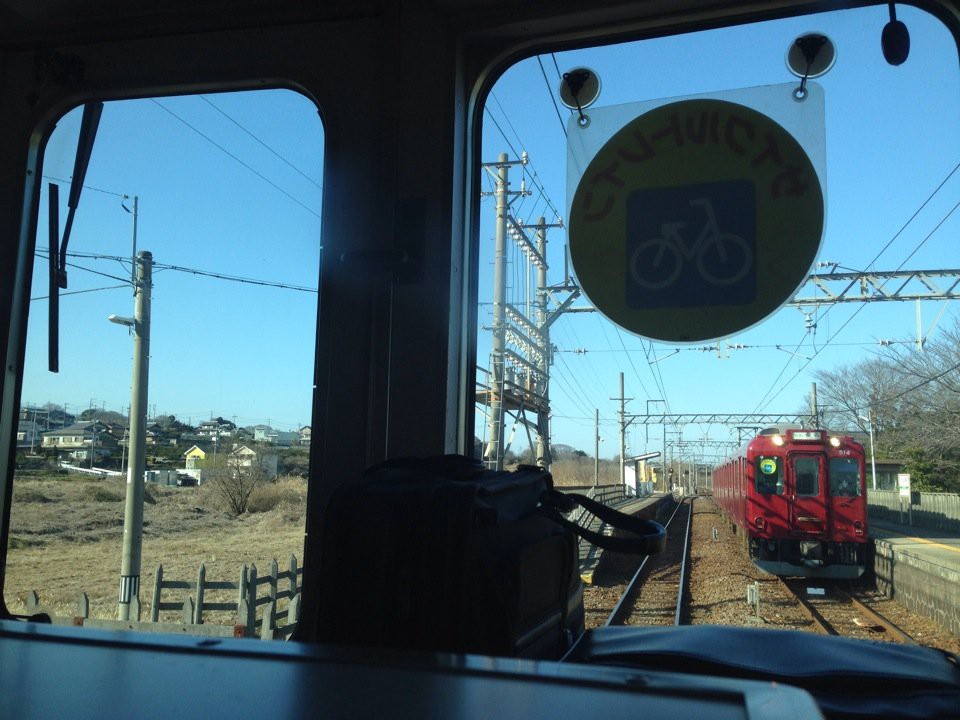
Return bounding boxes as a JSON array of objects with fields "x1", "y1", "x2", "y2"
[{"x1": 713, "y1": 427, "x2": 868, "y2": 578}]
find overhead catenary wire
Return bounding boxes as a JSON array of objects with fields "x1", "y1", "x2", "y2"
[
  {"x1": 754, "y1": 191, "x2": 960, "y2": 412},
  {"x1": 537, "y1": 55, "x2": 568, "y2": 138},
  {"x1": 753, "y1": 162, "x2": 960, "y2": 412}
]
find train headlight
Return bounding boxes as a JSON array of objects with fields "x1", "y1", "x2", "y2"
[
  {"x1": 854, "y1": 520, "x2": 864, "y2": 536},
  {"x1": 829, "y1": 436, "x2": 841, "y2": 447},
  {"x1": 772, "y1": 435, "x2": 785, "y2": 446},
  {"x1": 754, "y1": 516, "x2": 765, "y2": 529}
]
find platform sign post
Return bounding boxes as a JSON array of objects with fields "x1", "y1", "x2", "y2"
[{"x1": 898, "y1": 473, "x2": 911, "y2": 525}]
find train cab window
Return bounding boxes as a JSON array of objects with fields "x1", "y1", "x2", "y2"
[
  {"x1": 755, "y1": 456, "x2": 783, "y2": 495},
  {"x1": 5, "y1": 89, "x2": 322, "y2": 636},
  {"x1": 793, "y1": 457, "x2": 820, "y2": 496},
  {"x1": 829, "y1": 457, "x2": 861, "y2": 497},
  {"x1": 474, "y1": 3, "x2": 959, "y2": 502}
]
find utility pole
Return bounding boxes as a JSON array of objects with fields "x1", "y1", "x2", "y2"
[
  {"x1": 594, "y1": 408, "x2": 599, "y2": 486},
  {"x1": 646, "y1": 399, "x2": 665, "y2": 490},
  {"x1": 662, "y1": 422, "x2": 668, "y2": 493},
  {"x1": 479, "y1": 153, "x2": 568, "y2": 471},
  {"x1": 534, "y1": 217, "x2": 551, "y2": 469},
  {"x1": 617, "y1": 373, "x2": 629, "y2": 487},
  {"x1": 114, "y1": 250, "x2": 152, "y2": 621},
  {"x1": 859, "y1": 407, "x2": 878, "y2": 491},
  {"x1": 481, "y1": 152, "x2": 529, "y2": 470},
  {"x1": 810, "y1": 382, "x2": 819, "y2": 428},
  {"x1": 122, "y1": 195, "x2": 139, "y2": 286}
]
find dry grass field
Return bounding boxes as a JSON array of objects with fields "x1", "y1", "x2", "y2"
[
  {"x1": 4, "y1": 472, "x2": 306, "y2": 624},
  {"x1": 5, "y1": 460, "x2": 616, "y2": 627}
]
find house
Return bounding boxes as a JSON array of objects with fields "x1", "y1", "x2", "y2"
[
  {"x1": 19, "y1": 405, "x2": 74, "y2": 431},
  {"x1": 228, "y1": 445, "x2": 278, "y2": 479},
  {"x1": 273, "y1": 431, "x2": 299, "y2": 447},
  {"x1": 252, "y1": 425, "x2": 274, "y2": 443},
  {"x1": 299, "y1": 426, "x2": 311, "y2": 446},
  {"x1": 196, "y1": 419, "x2": 236, "y2": 440},
  {"x1": 16, "y1": 419, "x2": 41, "y2": 450},
  {"x1": 253, "y1": 425, "x2": 300, "y2": 447},
  {"x1": 41, "y1": 421, "x2": 119, "y2": 461},
  {"x1": 182, "y1": 445, "x2": 207, "y2": 470}
]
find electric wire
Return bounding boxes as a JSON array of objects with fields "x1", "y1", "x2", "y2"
[
  {"x1": 41, "y1": 175, "x2": 128, "y2": 198},
  {"x1": 552, "y1": 352, "x2": 601, "y2": 418},
  {"x1": 31, "y1": 284, "x2": 130, "y2": 301},
  {"x1": 537, "y1": 55, "x2": 568, "y2": 138},
  {"x1": 755, "y1": 196, "x2": 960, "y2": 412},
  {"x1": 875, "y1": 357, "x2": 960, "y2": 405},
  {"x1": 553, "y1": 319, "x2": 610, "y2": 402},
  {"x1": 483, "y1": 107, "x2": 523, "y2": 160},
  {"x1": 199, "y1": 95, "x2": 322, "y2": 189},
  {"x1": 36, "y1": 249, "x2": 318, "y2": 293},
  {"x1": 641, "y1": 338, "x2": 671, "y2": 408},
  {"x1": 490, "y1": 93, "x2": 527, "y2": 159},
  {"x1": 753, "y1": 164, "x2": 960, "y2": 412},
  {"x1": 614, "y1": 326, "x2": 651, "y2": 398},
  {"x1": 150, "y1": 99, "x2": 320, "y2": 219}
]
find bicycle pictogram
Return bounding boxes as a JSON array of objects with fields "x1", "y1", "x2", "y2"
[{"x1": 628, "y1": 198, "x2": 753, "y2": 290}]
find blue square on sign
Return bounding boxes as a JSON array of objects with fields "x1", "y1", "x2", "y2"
[{"x1": 625, "y1": 181, "x2": 756, "y2": 309}]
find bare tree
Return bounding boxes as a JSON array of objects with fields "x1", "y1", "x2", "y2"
[
  {"x1": 207, "y1": 453, "x2": 270, "y2": 515},
  {"x1": 814, "y1": 319, "x2": 960, "y2": 490},
  {"x1": 814, "y1": 356, "x2": 907, "y2": 448}
]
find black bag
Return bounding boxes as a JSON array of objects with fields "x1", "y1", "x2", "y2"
[{"x1": 313, "y1": 455, "x2": 665, "y2": 659}]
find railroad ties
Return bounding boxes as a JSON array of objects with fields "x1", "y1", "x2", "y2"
[{"x1": 779, "y1": 578, "x2": 916, "y2": 643}]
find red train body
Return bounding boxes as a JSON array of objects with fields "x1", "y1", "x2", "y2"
[{"x1": 713, "y1": 428, "x2": 868, "y2": 578}]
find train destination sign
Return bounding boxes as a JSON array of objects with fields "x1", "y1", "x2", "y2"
[{"x1": 568, "y1": 97, "x2": 824, "y2": 342}]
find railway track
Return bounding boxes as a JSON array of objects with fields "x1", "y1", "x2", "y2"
[
  {"x1": 604, "y1": 497, "x2": 693, "y2": 627},
  {"x1": 780, "y1": 578, "x2": 916, "y2": 643}
]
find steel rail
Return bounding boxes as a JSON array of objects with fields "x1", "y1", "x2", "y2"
[
  {"x1": 605, "y1": 497, "x2": 687, "y2": 627},
  {"x1": 836, "y1": 588, "x2": 917, "y2": 644},
  {"x1": 780, "y1": 580, "x2": 916, "y2": 643},
  {"x1": 673, "y1": 501, "x2": 694, "y2": 626},
  {"x1": 780, "y1": 579, "x2": 837, "y2": 636}
]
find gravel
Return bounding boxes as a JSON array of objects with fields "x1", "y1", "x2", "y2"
[{"x1": 583, "y1": 496, "x2": 960, "y2": 655}]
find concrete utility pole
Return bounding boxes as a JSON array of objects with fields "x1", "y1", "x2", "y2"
[
  {"x1": 534, "y1": 217, "x2": 550, "y2": 468},
  {"x1": 485, "y1": 154, "x2": 510, "y2": 470},
  {"x1": 114, "y1": 250, "x2": 152, "y2": 621},
  {"x1": 810, "y1": 382, "x2": 819, "y2": 427},
  {"x1": 594, "y1": 408, "x2": 600, "y2": 486},
  {"x1": 617, "y1": 373, "x2": 628, "y2": 487},
  {"x1": 480, "y1": 153, "x2": 567, "y2": 471},
  {"x1": 481, "y1": 152, "x2": 534, "y2": 469}
]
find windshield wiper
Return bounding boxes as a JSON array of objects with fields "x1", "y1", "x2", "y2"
[{"x1": 48, "y1": 101, "x2": 103, "y2": 372}]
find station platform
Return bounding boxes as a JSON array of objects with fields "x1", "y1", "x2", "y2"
[
  {"x1": 578, "y1": 492, "x2": 675, "y2": 584},
  {"x1": 870, "y1": 520, "x2": 960, "y2": 636}
]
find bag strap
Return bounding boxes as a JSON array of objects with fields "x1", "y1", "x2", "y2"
[{"x1": 541, "y1": 489, "x2": 667, "y2": 555}]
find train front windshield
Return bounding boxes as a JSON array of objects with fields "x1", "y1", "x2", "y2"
[{"x1": 829, "y1": 457, "x2": 862, "y2": 497}]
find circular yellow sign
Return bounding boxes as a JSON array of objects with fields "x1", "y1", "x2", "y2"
[
  {"x1": 760, "y1": 458, "x2": 778, "y2": 475},
  {"x1": 568, "y1": 99, "x2": 824, "y2": 342}
]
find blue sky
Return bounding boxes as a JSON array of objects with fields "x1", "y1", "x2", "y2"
[
  {"x1": 18, "y1": 4, "x2": 959, "y2": 456},
  {"x1": 476, "y1": 3, "x2": 960, "y2": 460},
  {"x1": 25, "y1": 90, "x2": 323, "y2": 431}
]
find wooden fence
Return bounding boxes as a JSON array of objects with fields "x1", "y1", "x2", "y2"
[
  {"x1": 151, "y1": 555, "x2": 303, "y2": 639},
  {"x1": 23, "y1": 555, "x2": 303, "y2": 640}
]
